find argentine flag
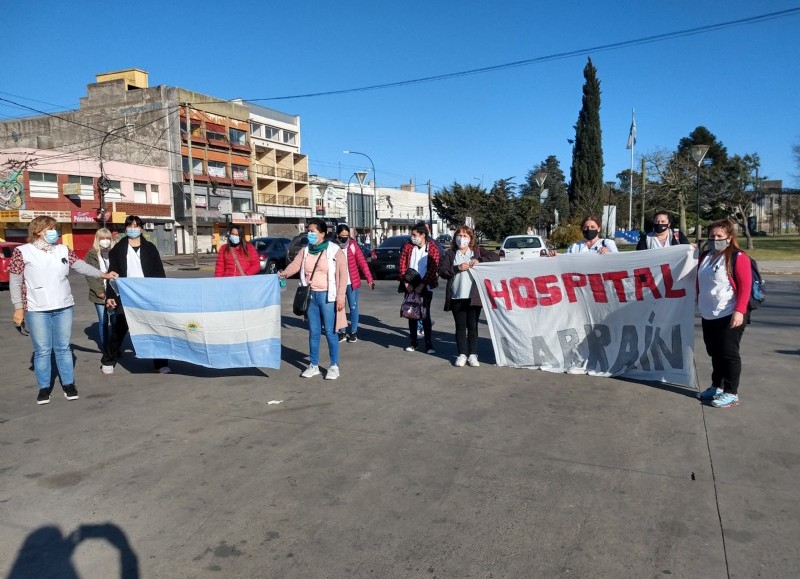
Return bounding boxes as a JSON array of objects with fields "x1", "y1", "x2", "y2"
[{"x1": 116, "y1": 276, "x2": 281, "y2": 369}]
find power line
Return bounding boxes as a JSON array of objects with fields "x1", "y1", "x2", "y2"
[{"x1": 190, "y1": 7, "x2": 800, "y2": 104}]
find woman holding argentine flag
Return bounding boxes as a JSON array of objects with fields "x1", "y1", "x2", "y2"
[{"x1": 278, "y1": 219, "x2": 348, "y2": 380}]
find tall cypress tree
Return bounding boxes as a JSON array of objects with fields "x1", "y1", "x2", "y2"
[{"x1": 568, "y1": 58, "x2": 604, "y2": 218}]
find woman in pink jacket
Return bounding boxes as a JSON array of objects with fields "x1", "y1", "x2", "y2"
[
  {"x1": 696, "y1": 219, "x2": 753, "y2": 408},
  {"x1": 334, "y1": 224, "x2": 374, "y2": 343},
  {"x1": 214, "y1": 225, "x2": 260, "y2": 277}
]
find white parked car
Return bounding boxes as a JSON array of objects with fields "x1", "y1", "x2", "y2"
[{"x1": 499, "y1": 235, "x2": 548, "y2": 260}]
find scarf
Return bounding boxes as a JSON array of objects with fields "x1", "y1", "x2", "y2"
[
  {"x1": 308, "y1": 240, "x2": 329, "y2": 255},
  {"x1": 33, "y1": 239, "x2": 56, "y2": 254}
]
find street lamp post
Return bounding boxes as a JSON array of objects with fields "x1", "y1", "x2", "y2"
[
  {"x1": 98, "y1": 124, "x2": 133, "y2": 229},
  {"x1": 354, "y1": 170, "x2": 368, "y2": 241},
  {"x1": 534, "y1": 170, "x2": 547, "y2": 236},
  {"x1": 690, "y1": 144, "x2": 710, "y2": 244},
  {"x1": 344, "y1": 150, "x2": 377, "y2": 245}
]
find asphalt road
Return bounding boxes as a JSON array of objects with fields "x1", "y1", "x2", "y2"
[{"x1": 0, "y1": 264, "x2": 798, "y2": 578}]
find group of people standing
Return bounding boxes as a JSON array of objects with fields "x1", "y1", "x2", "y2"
[{"x1": 9, "y1": 209, "x2": 753, "y2": 411}]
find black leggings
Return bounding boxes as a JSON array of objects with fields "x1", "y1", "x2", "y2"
[
  {"x1": 102, "y1": 310, "x2": 168, "y2": 371},
  {"x1": 701, "y1": 315, "x2": 745, "y2": 394},
  {"x1": 407, "y1": 288, "x2": 433, "y2": 347},
  {"x1": 450, "y1": 299, "x2": 482, "y2": 356}
]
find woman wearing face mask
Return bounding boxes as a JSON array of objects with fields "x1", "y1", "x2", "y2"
[
  {"x1": 636, "y1": 210, "x2": 689, "y2": 250},
  {"x1": 9, "y1": 216, "x2": 117, "y2": 405},
  {"x1": 278, "y1": 219, "x2": 347, "y2": 380},
  {"x1": 398, "y1": 223, "x2": 441, "y2": 353},
  {"x1": 102, "y1": 215, "x2": 169, "y2": 375},
  {"x1": 438, "y1": 225, "x2": 499, "y2": 367},
  {"x1": 695, "y1": 219, "x2": 752, "y2": 408},
  {"x1": 84, "y1": 228, "x2": 117, "y2": 350},
  {"x1": 334, "y1": 224, "x2": 375, "y2": 343},
  {"x1": 566, "y1": 216, "x2": 619, "y2": 254},
  {"x1": 214, "y1": 225, "x2": 260, "y2": 277}
]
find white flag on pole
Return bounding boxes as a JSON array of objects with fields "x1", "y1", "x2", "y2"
[{"x1": 626, "y1": 110, "x2": 637, "y2": 150}]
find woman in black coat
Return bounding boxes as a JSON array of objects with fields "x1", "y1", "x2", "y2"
[
  {"x1": 438, "y1": 225, "x2": 499, "y2": 367},
  {"x1": 101, "y1": 215, "x2": 168, "y2": 375}
]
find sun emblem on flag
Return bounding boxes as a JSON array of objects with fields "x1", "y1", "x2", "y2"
[{"x1": 186, "y1": 322, "x2": 200, "y2": 332}]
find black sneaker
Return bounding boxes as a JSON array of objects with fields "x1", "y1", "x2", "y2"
[
  {"x1": 338, "y1": 333, "x2": 347, "y2": 343},
  {"x1": 63, "y1": 384, "x2": 79, "y2": 401},
  {"x1": 36, "y1": 387, "x2": 52, "y2": 405},
  {"x1": 347, "y1": 333, "x2": 358, "y2": 343}
]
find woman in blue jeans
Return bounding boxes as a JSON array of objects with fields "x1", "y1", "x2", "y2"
[
  {"x1": 10, "y1": 216, "x2": 117, "y2": 405},
  {"x1": 278, "y1": 219, "x2": 347, "y2": 380},
  {"x1": 84, "y1": 228, "x2": 116, "y2": 350}
]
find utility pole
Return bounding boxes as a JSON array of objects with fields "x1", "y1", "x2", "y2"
[
  {"x1": 427, "y1": 179, "x2": 433, "y2": 236},
  {"x1": 640, "y1": 157, "x2": 646, "y2": 231},
  {"x1": 185, "y1": 103, "x2": 199, "y2": 268}
]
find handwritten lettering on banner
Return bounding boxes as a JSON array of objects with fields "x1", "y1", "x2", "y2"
[{"x1": 470, "y1": 246, "x2": 698, "y2": 388}]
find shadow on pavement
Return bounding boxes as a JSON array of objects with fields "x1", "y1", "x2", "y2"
[{"x1": 7, "y1": 522, "x2": 139, "y2": 579}]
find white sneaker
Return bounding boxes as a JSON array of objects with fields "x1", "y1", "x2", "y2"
[
  {"x1": 467, "y1": 355, "x2": 480, "y2": 367},
  {"x1": 300, "y1": 364, "x2": 320, "y2": 378},
  {"x1": 101, "y1": 365, "x2": 115, "y2": 375},
  {"x1": 325, "y1": 365, "x2": 340, "y2": 380},
  {"x1": 158, "y1": 366, "x2": 171, "y2": 374},
  {"x1": 454, "y1": 354, "x2": 467, "y2": 367},
  {"x1": 404, "y1": 345, "x2": 416, "y2": 352}
]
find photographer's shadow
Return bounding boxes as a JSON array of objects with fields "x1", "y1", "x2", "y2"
[{"x1": 8, "y1": 522, "x2": 139, "y2": 579}]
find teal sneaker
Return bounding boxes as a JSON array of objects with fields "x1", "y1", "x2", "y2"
[
  {"x1": 697, "y1": 386, "x2": 723, "y2": 401},
  {"x1": 711, "y1": 392, "x2": 739, "y2": 408}
]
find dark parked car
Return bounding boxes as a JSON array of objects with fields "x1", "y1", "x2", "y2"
[
  {"x1": 251, "y1": 237, "x2": 291, "y2": 274},
  {"x1": 370, "y1": 235, "x2": 444, "y2": 280}
]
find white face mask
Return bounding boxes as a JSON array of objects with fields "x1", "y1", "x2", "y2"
[
  {"x1": 99, "y1": 239, "x2": 112, "y2": 249},
  {"x1": 456, "y1": 236, "x2": 470, "y2": 249}
]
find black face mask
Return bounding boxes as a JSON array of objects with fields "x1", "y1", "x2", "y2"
[
  {"x1": 337, "y1": 236, "x2": 349, "y2": 245},
  {"x1": 653, "y1": 223, "x2": 669, "y2": 234},
  {"x1": 582, "y1": 229, "x2": 599, "y2": 241}
]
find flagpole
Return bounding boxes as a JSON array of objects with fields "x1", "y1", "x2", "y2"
[{"x1": 628, "y1": 141, "x2": 634, "y2": 231}]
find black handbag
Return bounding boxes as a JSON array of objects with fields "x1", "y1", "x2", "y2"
[{"x1": 292, "y1": 251, "x2": 323, "y2": 316}]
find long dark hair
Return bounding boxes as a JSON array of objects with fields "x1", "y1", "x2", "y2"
[{"x1": 227, "y1": 225, "x2": 249, "y2": 256}]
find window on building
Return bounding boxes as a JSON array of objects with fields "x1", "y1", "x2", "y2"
[
  {"x1": 229, "y1": 128, "x2": 247, "y2": 146},
  {"x1": 282, "y1": 130, "x2": 297, "y2": 146},
  {"x1": 208, "y1": 161, "x2": 227, "y2": 178},
  {"x1": 232, "y1": 164, "x2": 249, "y2": 180},
  {"x1": 232, "y1": 198, "x2": 251, "y2": 212},
  {"x1": 205, "y1": 122, "x2": 227, "y2": 143},
  {"x1": 250, "y1": 122, "x2": 263, "y2": 138},
  {"x1": 265, "y1": 126, "x2": 280, "y2": 141},
  {"x1": 180, "y1": 120, "x2": 202, "y2": 136},
  {"x1": 29, "y1": 171, "x2": 58, "y2": 198},
  {"x1": 416, "y1": 206, "x2": 424, "y2": 216},
  {"x1": 67, "y1": 175, "x2": 94, "y2": 198},
  {"x1": 133, "y1": 182, "x2": 147, "y2": 204},
  {"x1": 150, "y1": 184, "x2": 159, "y2": 204},
  {"x1": 105, "y1": 180, "x2": 122, "y2": 200},
  {"x1": 182, "y1": 157, "x2": 204, "y2": 175}
]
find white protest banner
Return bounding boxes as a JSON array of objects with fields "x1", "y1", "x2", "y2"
[{"x1": 471, "y1": 245, "x2": 697, "y2": 387}]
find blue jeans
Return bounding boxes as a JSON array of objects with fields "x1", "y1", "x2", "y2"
[
  {"x1": 306, "y1": 291, "x2": 339, "y2": 366},
  {"x1": 26, "y1": 306, "x2": 74, "y2": 389},
  {"x1": 93, "y1": 302, "x2": 116, "y2": 350},
  {"x1": 342, "y1": 284, "x2": 360, "y2": 335}
]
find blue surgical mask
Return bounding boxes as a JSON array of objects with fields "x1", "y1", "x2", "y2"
[
  {"x1": 44, "y1": 229, "x2": 59, "y2": 244},
  {"x1": 229, "y1": 235, "x2": 240, "y2": 245},
  {"x1": 307, "y1": 232, "x2": 319, "y2": 245},
  {"x1": 126, "y1": 228, "x2": 142, "y2": 239}
]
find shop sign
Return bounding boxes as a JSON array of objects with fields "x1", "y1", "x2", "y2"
[
  {"x1": 0, "y1": 210, "x2": 19, "y2": 223},
  {"x1": 72, "y1": 210, "x2": 96, "y2": 224},
  {"x1": 18, "y1": 210, "x2": 72, "y2": 223}
]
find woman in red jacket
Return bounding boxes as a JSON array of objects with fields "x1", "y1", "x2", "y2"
[
  {"x1": 214, "y1": 226, "x2": 260, "y2": 277},
  {"x1": 334, "y1": 224, "x2": 374, "y2": 343},
  {"x1": 696, "y1": 219, "x2": 752, "y2": 408}
]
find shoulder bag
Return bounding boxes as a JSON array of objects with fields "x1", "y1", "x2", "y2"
[{"x1": 292, "y1": 251, "x2": 324, "y2": 316}]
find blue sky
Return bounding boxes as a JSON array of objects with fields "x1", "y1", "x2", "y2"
[{"x1": 3, "y1": 1, "x2": 799, "y2": 192}]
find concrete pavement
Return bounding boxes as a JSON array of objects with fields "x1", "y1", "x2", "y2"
[{"x1": 0, "y1": 271, "x2": 798, "y2": 578}]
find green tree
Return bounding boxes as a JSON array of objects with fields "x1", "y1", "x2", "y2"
[
  {"x1": 569, "y1": 58, "x2": 604, "y2": 217},
  {"x1": 520, "y1": 155, "x2": 569, "y2": 235},
  {"x1": 431, "y1": 182, "x2": 485, "y2": 233},
  {"x1": 478, "y1": 178, "x2": 518, "y2": 242}
]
